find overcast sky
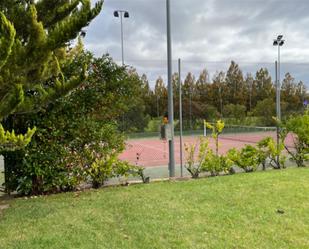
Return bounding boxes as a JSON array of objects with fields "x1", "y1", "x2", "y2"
[{"x1": 85, "y1": 0, "x2": 309, "y2": 88}]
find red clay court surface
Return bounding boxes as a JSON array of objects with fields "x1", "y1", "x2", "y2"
[{"x1": 119, "y1": 132, "x2": 295, "y2": 167}]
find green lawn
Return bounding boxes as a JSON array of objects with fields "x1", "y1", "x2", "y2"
[
  {"x1": 0, "y1": 168, "x2": 308, "y2": 249},
  {"x1": 0, "y1": 171, "x2": 3, "y2": 187},
  {"x1": 0, "y1": 166, "x2": 4, "y2": 195}
]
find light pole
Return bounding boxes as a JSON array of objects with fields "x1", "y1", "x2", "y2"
[
  {"x1": 189, "y1": 85, "x2": 192, "y2": 132},
  {"x1": 273, "y1": 35, "x2": 284, "y2": 119},
  {"x1": 218, "y1": 85, "x2": 223, "y2": 118},
  {"x1": 178, "y1": 58, "x2": 183, "y2": 177},
  {"x1": 273, "y1": 35, "x2": 285, "y2": 168},
  {"x1": 114, "y1": 10, "x2": 129, "y2": 66},
  {"x1": 248, "y1": 76, "x2": 253, "y2": 112},
  {"x1": 166, "y1": 0, "x2": 175, "y2": 177}
]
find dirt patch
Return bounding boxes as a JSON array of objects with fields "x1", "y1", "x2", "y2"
[{"x1": 0, "y1": 204, "x2": 9, "y2": 211}]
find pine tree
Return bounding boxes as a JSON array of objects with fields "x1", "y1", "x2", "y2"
[
  {"x1": 225, "y1": 61, "x2": 245, "y2": 105},
  {"x1": 255, "y1": 68, "x2": 274, "y2": 103},
  {"x1": 154, "y1": 76, "x2": 167, "y2": 117},
  {"x1": 281, "y1": 73, "x2": 299, "y2": 112}
]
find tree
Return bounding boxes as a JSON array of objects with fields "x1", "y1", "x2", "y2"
[
  {"x1": 223, "y1": 104, "x2": 246, "y2": 122},
  {"x1": 183, "y1": 72, "x2": 196, "y2": 129},
  {"x1": 5, "y1": 54, "x2": 145, "y2": 194},
  {"x1": 211, "y1": 71, "x2": 226, "y2": 117},
  {"x1": 195, "y1": 69, "x2": 211, "y2": 103},
  {"x1": 1, "y1": 0, "x2": 103, "y2": 192},
  {"x1": 254, "y1": 68, "x2": 274, "y2": 103},
  {"x1": 225, "y1": 61, "x2": 245, "y2": 105},
  {"x1": 0, "y1": 0, "x2": 103, "y2": 118},
  {"x1": 281, "y1": 73, "x2": 300, "y2": 113},
  {"x1": 154, "y1": 76, "x2": 167, "y2": 117},
  {"x1": 244, "y1": 73, "x2": 256, "y2": 112},
  {"x1": 253, "y1": 98, "x2": 276, "y2": 126}
]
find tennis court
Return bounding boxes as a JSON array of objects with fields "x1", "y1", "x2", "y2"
[{"x1": 119, "y1": 129, "x2": 295, "y2": 168}]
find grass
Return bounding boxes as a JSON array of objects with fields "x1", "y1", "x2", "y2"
[
  {"x1": 0, "y1": 165, "x2": 4, "y2": 196},
  {"x1": 0, "y1": 171, "x2": 3, "y2": 187},
  {"x1": 0, "y1": 168, "x2": 308, "y2": 249}
]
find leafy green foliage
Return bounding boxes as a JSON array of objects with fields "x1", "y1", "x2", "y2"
[
  {"x1": 0, "y1": 0, "x2": 103, "y2": 118},
  {"x1": 223, "y1": 104, "x2": 246, "y2": 122},
  {"x1": 253, "y1": 98, "x2": 276, "y2": 126},
  {"x1": 228, "y1": 145, "x2": 260, "y2": 172},
  {"x1": 89, "y1": 155, "x2": 145, "y2": 188},
  {"x1": 201, "y1": 151, "x2": 232, "y2": 176},
  {"x1": 280, "y1": 109, "x2": 309, "y2": 167},
  {"x1": 205, "y1": 120, "x2": 224, "y2": 155},
  {"x1": 0, "y1": 11, "x2": 15, "y2": 70},
  {"x1": 257, "y1": 137, "x2": 286, "y2": 169},
  {"x1": 4, "y1": 53, "x2": 147, "y2": 195},
  {"x1": 0, "y1": 125, "x2": 35, "y2": 152},
  {"x1": 184, "y1": 122, "x2": 231, "y2": 178},
  {"x1": 184, "y1": 137, "x2": 210, "y2": 178},
  {"x1": 0, "y1": 1, "x2": 102, "y2": 151}
]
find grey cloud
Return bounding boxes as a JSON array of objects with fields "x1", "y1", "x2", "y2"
[{"x1": 86, "y1": 0, "x2": 309, "y2": 87}]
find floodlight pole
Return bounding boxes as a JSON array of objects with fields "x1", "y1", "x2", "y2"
[
  {"x1": 114, "y1": 10, "x2": 129, "y2": 65},
  {"x1": 166, "y1": 0, "x2": 175, "y2": 177},
  {"x1": 178, "y1": 58, "x2": 183, "y2": 177},
  {"x1": 277, "y1": 45, "x2": 281, "y2": 120},
  {"x1": 273, "y1": 35, "x2": 284, "y2": 168},
  {"x1": 275, "y1": 61, "x2": 280, "y2": 166},
  {"x1": 249, "y1": 77, "x2": 253, "y2": 112}
]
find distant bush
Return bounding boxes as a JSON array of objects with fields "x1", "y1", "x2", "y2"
[
  {"x1": 253, "y1": 98, "x2": 276, "y2": 126},
  {"x1": 223, "y1": 104, "x2": 246, "y2": 122}
]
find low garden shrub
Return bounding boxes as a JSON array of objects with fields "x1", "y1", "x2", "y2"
[{"x1": 227, "y1": 145, "x2": 260, "y2": 173}]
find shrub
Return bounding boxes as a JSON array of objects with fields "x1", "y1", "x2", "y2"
[
  {"x1": 205, "y1": 120, "x2": 225, "y2": 155},
  {"x1": 228, "y1": 145, "x2": 260, "y2": 172},
  {"x1": 280, "y1": 110, "x2": 309, "y2": 167},
  {"x1": 3, "y1": 54, "x2": 145, "y2": 195},
  {"x1": 145, "y1": 118, "x2": 162, "y2": 132},
  {"x1": 184, "y1": 137, "x2": 211, "y2": 178},
  {"x1": 184, "y1": 121, "x2": 231, "y2": 178},
  {"x1": 253, "y1": 98, "x2": 276, "y2": 126},
  {"x1": 257, "y1": 137, "x2": 286, "y2": 169},
  {"x1": 201, "y1": 152, "x2": 233, "y2": 176},
  {"x1": 223, "y1": 104, "x2": 246, "y2": 122},
  {"x1": 88, "y1": 155, "x2": 145, "y2": 188}
]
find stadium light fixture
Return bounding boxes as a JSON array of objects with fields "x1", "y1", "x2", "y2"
[{"x1": 113, "y1": 11, "x2": 119, "y2": 17}]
